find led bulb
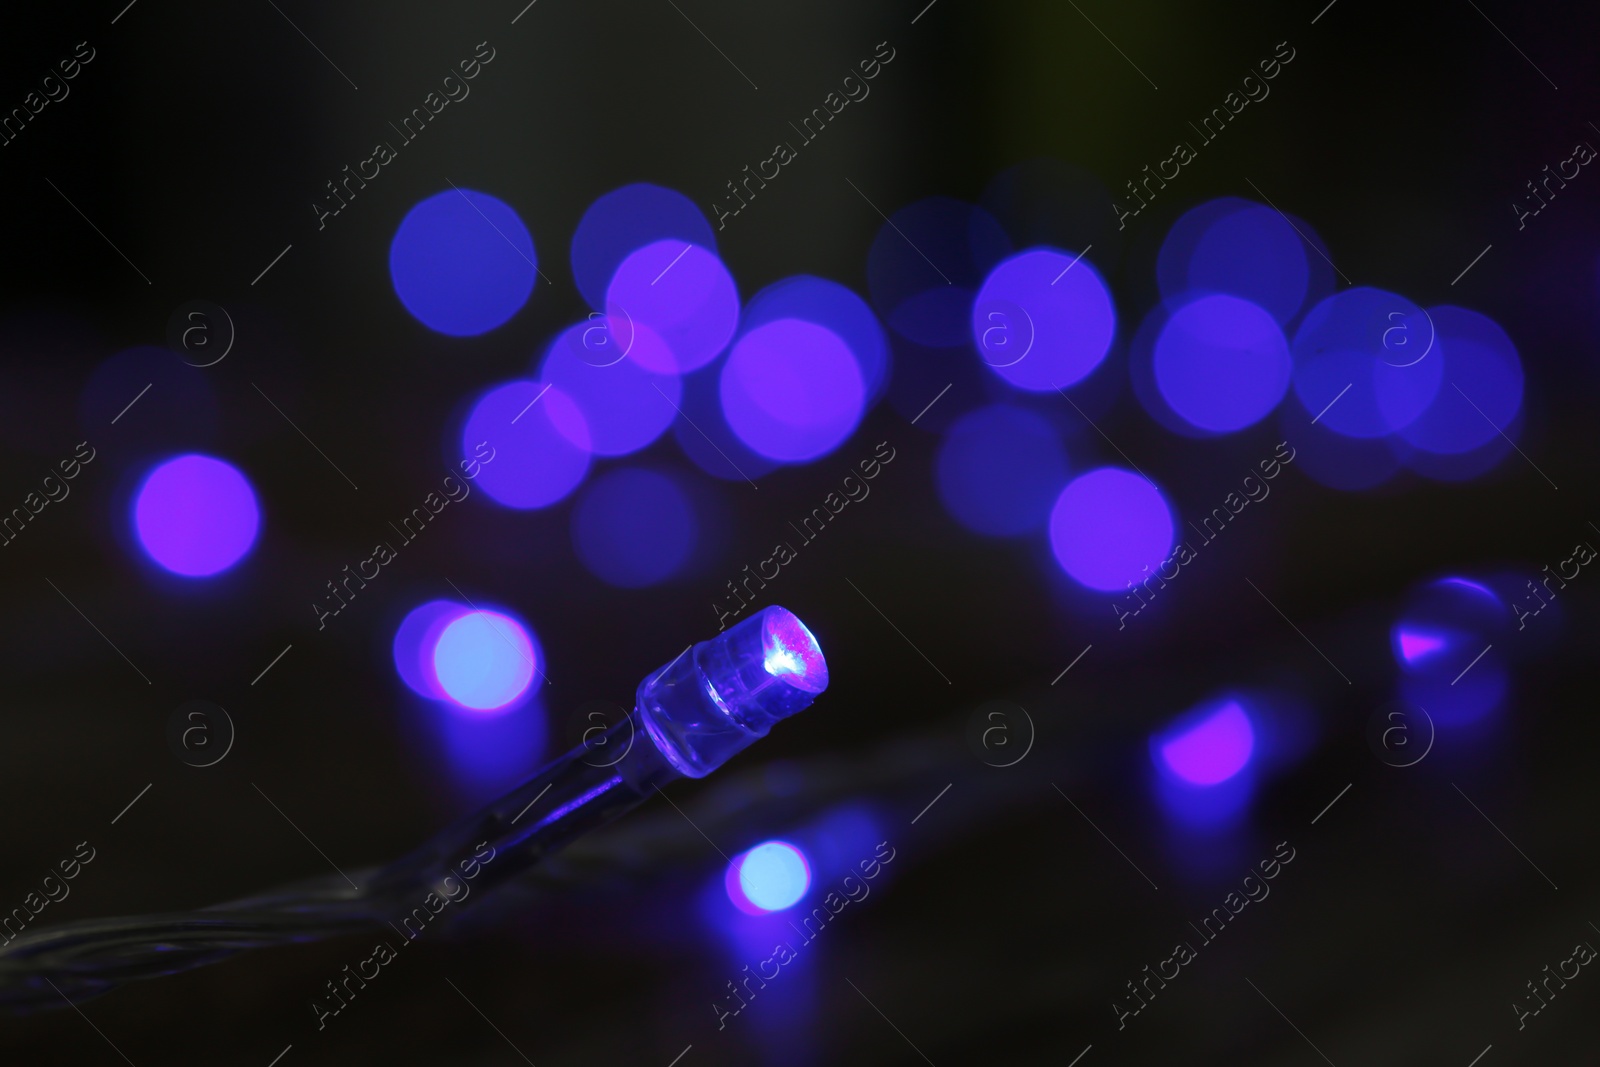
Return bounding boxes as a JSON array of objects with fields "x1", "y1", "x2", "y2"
[{"x1": 635, "y1": 606, "x2": 828, "y2": 777}]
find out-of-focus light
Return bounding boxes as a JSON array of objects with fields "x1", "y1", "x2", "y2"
[
  {"x1": 1276, "y1": 399, "x2": 1401, "y2": 492},
  {"x1": 1126, "y1": 302, "x2": 1204, "y2": 439},
  {"x1": 462, "y1": 380, "x2": 591, "y2": 509},
  {"x1": 133, "y1": 454, "x2": 260, "y2": 577},
  {"x1": 1395, "y1": 431, "x2": 1517, "y2": 483},
  {"x1": 971, "y1": 247, "x2": 1116, "y2": 392},
  {"x1": 538, "y1": 324, "x2": 681, "y2": 456},
  {"x1": 1154, "y1": 700, "x2": 1255, "y2": 786},
  {"x1": 1291, "y1": 288, "x2": 1443, "y2": 438},
  {"x1": 1400, "y1": 664, "x2": 1508, "y2": 727},
  {"x1": 935, "y1": 404, "x2": 1069, "y2": 536},
  {"x1": 570, "y1": 183, "x2": 716, "y2": 311},
  {"x1": 763, "y1": 609, "x2": 827, "y2": 694},
  {"x1": 1397, "y1": 307, "x2": 1523, "y2": 455},
  {"x1": 726, "y1": 840, "x2": 811, "y2": 915},
  {"x1": 672, "y1": 352, "x2": 780, "y2": 482},
  {"x1": 432, "y1": 609, "x2": 538, "y2": 712},
  {"x1": 1158, "y1": 199, "x2": 1311, "y2": 325},
  {"x1": 571, "y1": 467, "x2": 696, "y2": 588},
  {"x1": 389, "y1": 189, "x2": 537, "y2": 336},
  {"x1": 606, "y1": 240, "x2": 738, "y2": 373},
  {"x1": 1441, "y1": 577, "x2": 1498, "y2": 600},
  {"x1": 867, "y1": 196, "x2": 1011, "y2": 347},
  {"x1": 393, "y1": 600, "x2": 467, "y2": 699},
  {"x1": 742, "y1": 275, "x2": 890, "y2": 404},
  {"x1": 1154, "y1": 294, "x2": 1290, "y2": 433},
  {"x1": 1048, "y1": 467, "x2": 1174, "y2": 592},
  {"x1": 720, "y1": 319, "x2": 865, "y2": 462},
  {"x1": 1390, "y1": 576, "x2": 1510, "y2": 724},
  {"x1": 434, "y1": 698, "x2": 548, "y2": 802},
  {"x1": 1155, "y1": 772, "x2": 1254, "y2": 830},
  {"x1": 1395, "y1": 629, "x2": 1449, "y2": 664},
  {"x1": 1420, "y1": 576, "x2": 1507, "y2": 623},
  {"x1": 1397, "y1": 575, "x2": 1509, "y2": 650},
  {"x1": 1239, "y1": 687, "x2": 1319, "y2": 775}
]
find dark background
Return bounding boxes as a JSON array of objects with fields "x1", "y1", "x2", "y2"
[{"x1": 2, "y1": 0, "x2": 1599, "y2": 1063}]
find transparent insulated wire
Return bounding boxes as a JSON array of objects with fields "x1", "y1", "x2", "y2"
[{"x1": 0, "y1": 606, "x2": 828, "y2": 1009}]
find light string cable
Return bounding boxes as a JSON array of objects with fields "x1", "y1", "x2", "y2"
[{"x1": 0, "y1": 606, "x2": 829, "y2": 1011}]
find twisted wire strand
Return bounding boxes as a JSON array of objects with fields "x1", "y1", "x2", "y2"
[{"x1": 0, "y1": 726, "x2": 989, "y2": 1012}]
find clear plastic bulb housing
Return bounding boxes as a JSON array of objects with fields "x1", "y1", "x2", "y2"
[{"x1": 637, "y1": 606, "x2": 828, "y2": 777}]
